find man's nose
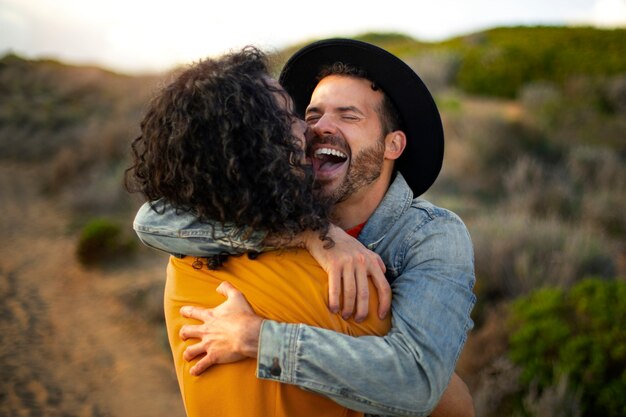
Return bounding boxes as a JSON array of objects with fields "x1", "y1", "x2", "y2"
[{"x1": 311, "y1": 114, "x2": 337, "y2": 137}]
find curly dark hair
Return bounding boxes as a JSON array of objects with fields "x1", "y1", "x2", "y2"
[{"x1": 125, "y1": 47, "x2": 330, "y2": 244}]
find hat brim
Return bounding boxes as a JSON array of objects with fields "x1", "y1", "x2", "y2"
[{"x1": 279, "y1": 38, "x2": 444, "y2": 197}]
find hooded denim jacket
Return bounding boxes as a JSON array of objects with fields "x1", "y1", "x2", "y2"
[{"x1": 133, "y1": 173, "x2": 476, "y2": 417}]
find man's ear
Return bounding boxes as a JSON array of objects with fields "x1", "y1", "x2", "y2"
[{"x1": 384, "y1": 131, "x2": 406, "y2": 161}]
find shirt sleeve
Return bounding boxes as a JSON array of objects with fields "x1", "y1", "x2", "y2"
[
  {"x1": 256, "y1": 215, "x2": 476, "y2": 416},
  {"x1": 132, "y1": 200, "x2": 267, "y2": 257}
]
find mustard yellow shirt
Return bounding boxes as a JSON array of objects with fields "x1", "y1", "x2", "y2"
[{"x1": 165, "y1": 249, "x2": 391, "y2": 417}]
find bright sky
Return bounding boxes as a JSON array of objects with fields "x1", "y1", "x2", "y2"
[{"x1": 1, "y1": 0, "x2": 625, "y2": 74}]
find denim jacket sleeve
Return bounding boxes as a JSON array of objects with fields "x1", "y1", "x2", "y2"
[
  {"x1": 256, "y1": 209, "x2": 476, "y2": 416},
  {"x1": 132, "y1": 200, "x2": 267, "y2": 257}
]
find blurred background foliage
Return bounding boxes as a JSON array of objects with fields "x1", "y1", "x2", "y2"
[
  {"x1": 509, "y1": 279, "x2": 626, "y2": 416},
  {"x1": 1, "y1": 25, "x2": 624, "y2": 417}
]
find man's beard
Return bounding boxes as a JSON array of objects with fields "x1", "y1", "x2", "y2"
[{"x1": 314, "y1": 135, "x2": 386, "y2": 204}]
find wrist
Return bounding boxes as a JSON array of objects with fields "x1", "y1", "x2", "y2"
[
  {"x1": 238, "y1": 315, "x2": 263, "y2": 358},
  {"x1": 299, "y1": 229, "x2": 320, "y2": 251}
]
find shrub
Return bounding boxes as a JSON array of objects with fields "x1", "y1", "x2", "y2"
[
  {"x1": 522, "y1": 374, "x2": 583, "y2": 417},
  {"x1": 521, "y1": 76, "x2": 626, "y2": 152},
  {"x1": 568, "y1": 146, "x2": 626, "y2": 238},
  {"x1": 470, "y1": 213, "x2": 616, "y2": 302},
  {"x1": 472, "y1": 356, "x2": 523, "y2": 417},
  {"x1": 76, "y1": 218, "x2": 135, "y2": 265},
  {"x1": 508, "y1": 278, "x2": 626, "y2": 416},
  {"x1": 503, "y1": 156, "x2": 578, "y2": 219},
  {"x1": 498, "y1": 145, "x2": 625, "y2": 238},
  {"x1": 438, "y1": 107, "x2": 547, "y2": 199},
  {"x1": 0, "y1": 53, "x2": 157, "y2": 162},
  {"x1": 453, "y1": 27, "x2": 626, "y2": 98}
]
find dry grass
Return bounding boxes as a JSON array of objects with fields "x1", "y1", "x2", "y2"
[{"x1": 469, "y1": 212, "x2": 617, "y2": 302}]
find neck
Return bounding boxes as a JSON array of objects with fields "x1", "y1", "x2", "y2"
[{"x1": 331, "y1": 170, "x2": 392, "y2": 230}]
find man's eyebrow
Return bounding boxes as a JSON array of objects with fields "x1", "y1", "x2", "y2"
[
  {"x1": 305, "y1": 106, "x2": 320, "y2": 115},
  {"x1": 305, "y1": 105, "x2": 365, "y2": 115},
  {"x1": 337, "y1": 106, "x2": 365, "y2": 116}
]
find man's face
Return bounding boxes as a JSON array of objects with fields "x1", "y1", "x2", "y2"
[{"x1": 304, "y1": 75, "x2": 387, "y2": 203}]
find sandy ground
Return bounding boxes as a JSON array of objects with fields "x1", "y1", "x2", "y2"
[{"x1": 0, "y1": 163, "x2": 185, "y2": 417}]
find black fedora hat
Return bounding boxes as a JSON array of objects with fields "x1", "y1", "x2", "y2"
[{"x1": 279, "y1": 38, "x2": 444, "y2": 197}]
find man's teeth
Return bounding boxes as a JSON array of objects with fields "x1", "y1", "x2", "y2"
[{"x1": 314, "y1": 148, "x2": 347, "y2": 159}]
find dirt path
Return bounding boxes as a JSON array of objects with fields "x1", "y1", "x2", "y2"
[{"x1": 0, "y1": 163, "x2": 185, "y2": 417}]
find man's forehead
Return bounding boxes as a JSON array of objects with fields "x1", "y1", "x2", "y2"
[
  {"x1": 315, "y1": 74, "x2": 375, "y2": 91},
  {"x1": 307, "y1": 75, "x2": 382, "y2": 111}
]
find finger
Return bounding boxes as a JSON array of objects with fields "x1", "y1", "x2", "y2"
[
  {"x1": 353, "y1": 262, "x2": 370, "y2": 323},
  {"x1": 327, "y1": 263, "x2": 342, "y2": 314},
  {"x1": 183, "y1": 342, "x2": 208, "y2": 362},
  {"x1": 179, "y1": 324, "x2": 206, "y2": 341},
  {"x1": 190, "y1": 354, "x2": 215, "y2": 376},
  {"x1": 216, "y1": 281, "x2": 236, "y2": 297},
  {"x1": 341, "y1": 263, "x2": 356, "y2": 320},
  {"x1": 216, "y1": 282, "x2": 255, "y2": 314},
  {"x1": 370, "y1": 269, "x2": 392, "y2": 320},
  {"x1": 180, "y1": 305, "x2": 212, "y2": 320},
  {"x1": 216, "y1": 281, "x2": 247, "y2": 303},
  {"x1": 375, "y1": 254, "x2": 387, "y2": 273}
]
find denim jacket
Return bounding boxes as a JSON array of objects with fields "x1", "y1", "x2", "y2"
[
  {"x1": 133, "y1": 202, "x2": 268, "y2": 257},
  {"x1": 133, "y1": 173, "x2": 476, "y2": 417}
]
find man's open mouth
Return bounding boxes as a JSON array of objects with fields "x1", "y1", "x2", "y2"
[{"x1": 311, "y1": 147, "x2": 349, "y2": 177}]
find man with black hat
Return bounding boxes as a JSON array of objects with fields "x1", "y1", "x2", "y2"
[{"x1": 135, "y1": 39, "x2": 476, "y2": 416}]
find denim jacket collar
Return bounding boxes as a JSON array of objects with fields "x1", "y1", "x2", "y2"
[{"x1": 359, "y1": 172, "x2": 413, "y2": 250}]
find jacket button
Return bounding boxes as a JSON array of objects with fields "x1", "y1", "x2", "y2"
[{"x1": 270, "y1": 357, "x2": 282, "y2": 377}]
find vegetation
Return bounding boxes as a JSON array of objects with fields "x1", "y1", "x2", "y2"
[
  {"x1": 0, "y1": 53, "x2": 159, "y2": 161},
  {"x1": 509, "y1": 279, "x2": 626, "y2": 416},
  {"x1": 452, "y1": 27, "x2": 626, "y2": 97},
  {"x1": 76, "y1": 218, "x2": 136, "y2": 265},
  {"x1": 354, "y1": 27, "x2": 626, "y2": 98},
  {"x1": 0, "y1": 53, "x2": 162, "y2": 215}
]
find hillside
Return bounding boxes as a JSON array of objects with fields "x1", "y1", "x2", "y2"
[
  {"x1": 0, "y1": 54, "x2": 163, "y2": 161},
  {"x1": 354, "y1": 26, "x2": 626, "y2": 98},
  {"x1": 0, "y1": 25, "x2": 624, "y2": 417}
]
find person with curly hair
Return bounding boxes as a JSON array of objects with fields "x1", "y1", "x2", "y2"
[
  {"x1": 128, "y1": 51, "x2": 327, "y2": 250},
  {"x1": 133, "y1": 39, "x2": 477, "y2": 417},
  {"x1": 126, "y1": 47, "x2": 398, "y2": 417}
]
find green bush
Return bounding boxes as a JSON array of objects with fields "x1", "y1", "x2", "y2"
[
  {"x1": 76, "y1": 218, "x2": 135, "y2": 265},
  {"x1": 508, "y1": 278, "x2": 626, "y2": 416},
  {"x1": 452, "y1": 27, "x2": 626, "y2": 98}
]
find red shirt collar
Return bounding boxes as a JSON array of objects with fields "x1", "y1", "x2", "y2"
[{"x1": 345, "y1": 223, "x2": 366, "y2": 238}]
